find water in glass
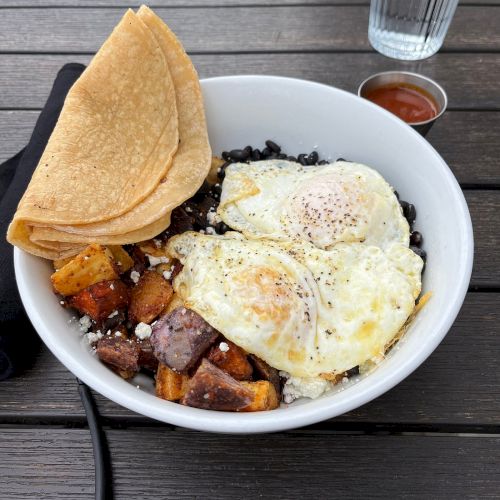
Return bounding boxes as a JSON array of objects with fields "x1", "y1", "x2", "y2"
[{"x1": 369, "y1": 0, "x2": 459, "y2": 60}]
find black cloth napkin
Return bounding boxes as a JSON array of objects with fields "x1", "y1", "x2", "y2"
[{"x1": 0, "y1": 63, "x2": 86, "y2": 380}]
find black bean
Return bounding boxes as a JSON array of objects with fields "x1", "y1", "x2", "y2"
[
  {"x1": 287, "y1": 156, "x2": 297, "y2": 162},
  {"x1": 298, "y1": 154, "x2": 308, "y2": 166},
  {"x1": 251, "y1": 149, "x2": 262, "y2": 161},
  {"x1": 268, "y1": 152, "x2": 278, "y2": 159},
  {"x1": 216, "y1": 222, "x2": 230, "y2": 234},
  {"x1": 404, "y1": 203, "x2": 416, "y2": 224},
  {"x1": 318, "y1": 160, "x2": 329, "y2": 165},
  {"x1": 262, "y1": 147, "x2": 272, "y2": 158},
  {"x1": 307, "y1": 151, "x2": 319, "y2": 165},
  {"x1": 277, "y1": 153, "x2": 287, "y2": 159},
  {"x1": 410, "y1": 245, "x2": 427, "y2": 262},
  {"x1": 336, "y1": 157, "x2": 346, "y2": 162},
  {"x1": 265, "y1": 140, "x2": 281, "y2": 154},
  {"x1": 345, "y1": 365, "x2": 359, "y2": 377},
  {"x1": 399, "y1": 200, "x2": 409, "y2": 211},
  {"x1": 244, "y1": 145, "x2": 253, "y2": 157},
  {"x1": 394, "y1": 190, "x2": 400, "y2": 200},
  {"x1": 217, "y1": 168, "x2": 225, "y2": 181},
  {"x1": 410, "y1": 231, "x2": 423, "y2": 247},
  {"x1": 228, "y1": 149, "x2": 249, "y2": 161},
  {"x1": 222, "y1": 151, "x2": 230, "y2": 161}
]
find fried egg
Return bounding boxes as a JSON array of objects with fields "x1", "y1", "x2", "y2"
[
  {"x1": 218, "y1": 160, "x2": 409, "y2": 250},
  {"x1": 167, "y1": 232, "x2": 422, "y2": 378}
]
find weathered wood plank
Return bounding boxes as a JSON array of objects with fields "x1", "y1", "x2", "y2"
[
  {"x1": 2, "y1": 53, "x2": 500, "y2": 111},
  {"x1": 3, "y1": 109, "x2": 500, "y2": 187},
  {"x1": 1, "y1": 428, "x2": 499, "y2": 499},
  {"x1": 0, "y1": 6, "x2": 499, "y2": 53},
  {"x1": 0, "y1": 293, "x2": 498, "y2": 426},
  {"x1": 2, "y1": 0, "x2": 499, "y2": 6}
]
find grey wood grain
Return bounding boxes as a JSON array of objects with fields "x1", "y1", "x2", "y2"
[
  {"x1": 1, "y1": 428, "x2": 499, "y2": 499},
  {"x1": 2, "y1": 0, "x2": 498, "y2": 6},
  {"x1": 2, "y1": 53, "x2": 500, "y2": 112},
  {"x1": 1, "y1": 293, "x2": 499, "y2": 426},
  {"x1": 3, "y1": 109, "x2": 500, "y2": 187},
  {"x1": 0, "y1": 6, "x2": 499, "y2": 53}
]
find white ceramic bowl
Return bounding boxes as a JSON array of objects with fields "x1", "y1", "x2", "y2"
[{"x1": 15, "y1": 76, "x2": 473, "y2": 433}]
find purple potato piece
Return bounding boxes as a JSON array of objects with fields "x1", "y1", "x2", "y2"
[
  {"x1": 136, "y1": 338, "x2": 159, "y2": 373},
  {"x1": 150, "y1": 307, "x2": 219, "y2": 374},
  {"x1": 180, "y1": 359, "x2": 254, "y2": 411},
  {"x1": 96, "y1": 336, "x2": 140, "y2": 373}
]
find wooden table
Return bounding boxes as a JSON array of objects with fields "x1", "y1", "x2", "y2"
[{"x1": 1, "y1": 1, "x2": 499, "y2": 498}]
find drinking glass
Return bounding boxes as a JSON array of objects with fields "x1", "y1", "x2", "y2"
[{"x1": 368, "y1": 0, "x2": 459, "y2": 60}]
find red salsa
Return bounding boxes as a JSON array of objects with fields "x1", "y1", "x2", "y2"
[{"x1": 365, "y1": 83, "x2": 438, "y2": 124}]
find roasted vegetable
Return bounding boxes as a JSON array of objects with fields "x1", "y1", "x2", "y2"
[
  {"x1": 150, "y1": 307, "x2": 219, "y2": 373},
  {"x1": 69, "y1": 279, "x2": 129, "y2": 322},
  {"x1": 164, "y1": 292, "x2": 184, "y2": 314},
  {"x1": 240, "y1": 381, "x2": 280, "y2": 412},
  {"x1": 180, "y1": 359, "x2": 253, "y2": 411},
  {"x1": 96, "y1": 336, "x2": 140, "y2": 373},
  {"x1": 51, "y1": 244, "x2": 118, "y2": 296},
  {"x1": 249, "y1": 354, "x2": 281, "y2": 396},
  {"x1": 208, "y1": 340, "x2": 253, "y2": 381},
  {"x1": 137, "y1": 338, "x2": 159, "y2": 372},
  {"x1": 106, "y1": 245, "x2": 134, "y2": 274},
  {"x1": 156, "y1": 363, "x2": 190, "y2": 401},
  {"x1": 52, "y1": 256, "x2": 73, "y2": 270},
  {"x1": 128, "y1": 271, "x2": 173, "y2": 324}
]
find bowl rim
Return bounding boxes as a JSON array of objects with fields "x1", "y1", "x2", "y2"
[{"x1": 14, "y1": 74, "x2": 474, "y2": 434}]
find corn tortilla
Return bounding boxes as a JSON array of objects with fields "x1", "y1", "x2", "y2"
[{"x1": 8, "y1": 9, "x2": 180, "y2": 256}]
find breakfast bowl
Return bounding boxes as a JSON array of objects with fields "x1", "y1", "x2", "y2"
[{"x1": 14, "y1": 75, "x2": 473, "y2": 433}]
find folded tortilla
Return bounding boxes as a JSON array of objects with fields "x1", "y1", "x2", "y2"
[{"x1": 8, "y1": 7, "x2": 211, "y2": 260}]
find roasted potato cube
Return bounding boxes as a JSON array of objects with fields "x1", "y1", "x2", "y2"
[
  {"x1": 96, "y1": 336, "x2": 140, "y2": 373},
  {"x1": 51, "y1": 244, "x2": 118, "y2": 296},
  {"x1": 106, "y1": 246, "x2": 134, "y2": 274},
  {"x1": 240, "y1": 381, "x2": 280, "y2": 412},
  {"x1": 52, "y1": 256, "x2": 73, "y2": 270},
  {"x1": 128, "y1": 271, "x2": 173, "y2": 324},
  {"x1": 138, "y1": 239, "x2": 169, "y2": 259},
  {"x1": 207, "y1": 156, "x2": 224, "y2": 184},
  {"x1": 156, "y1": 363, "x2": 190, "y2": 401},
  {"x1": 163, "y1": 292, "x2": 184, "y2": 314},
  {"x1": 249, "y1": 354, "x2": 281, "y2": 396},
  {"x1": 69, "y1": 280, "x2": 129, "y2": 322},
  {"x1": 137, "y1": 338, "x2": 159, "y2": 372},
  {"x1": 150, "y1": 307, "x2": 219, "y2": 373},
  {"x1": 208, "y1": 340, "x2": 253, "y2": 381},
  {"x1": 180, "y1": 359, "x2": 253, "y2": 411}
]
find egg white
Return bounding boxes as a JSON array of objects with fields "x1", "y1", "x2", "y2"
[
  {"x1": 218, "y1": 160, "x2": 410, "y2": 251},
  {"x1": 167, "y1": 232, "x2": 422, "y2": 378}
]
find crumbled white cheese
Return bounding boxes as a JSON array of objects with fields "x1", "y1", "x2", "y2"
[
  {"x1": 153, "y1": 238, "x2": 162, "y2": 248},
  {"x1": 203, "y1": 393, "x2": 209, "y2": 399},
  {"x1": 79, "y1": 315, "x2": 92, "y2": 333},
  {"x1": 219, "y1": 342, "x2": 229, "y2": 352},
  {"x1": 146, "y1": 254, "x2": 169, "y2": 267},
  {"x1": 60, "y1": 300, "x2": 65, "y2": 305},
  {"x1": 130, "y1": 270, "x2": 141, "y2": 284},
  {"x1": 163, "y1": 270, "x2": 172, "y2": 280},
  {"x1": 85, "y1": 330, "x2": 103, "y2": 344},
  {"x1": 185, "y1": 206, "x2": 193, "y2": 213},
  {"x1": 84, "y1": 256, "x2": 89, "y2": 260},
  {"x1": 115, "y1": 331, "x2": 122, "y2": 337},
  {"x1": 207, "y1": 210, "x2": 221, "y2": 226},
  {"x1": 107, "y1": 310, "x2": 119, "y2": 319},
  {"x1": 110, "y1": 283, "x2": 115, "y2": 290},
  {"x1": 135, "y1": 322, "x2": 152, "y2": 340},
  {"x1": 205, "y1": 226, "x2": 216, "y2": 235},
  {"x1": 280, "y1": 372, "x2": 333, "y2": 403}
]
